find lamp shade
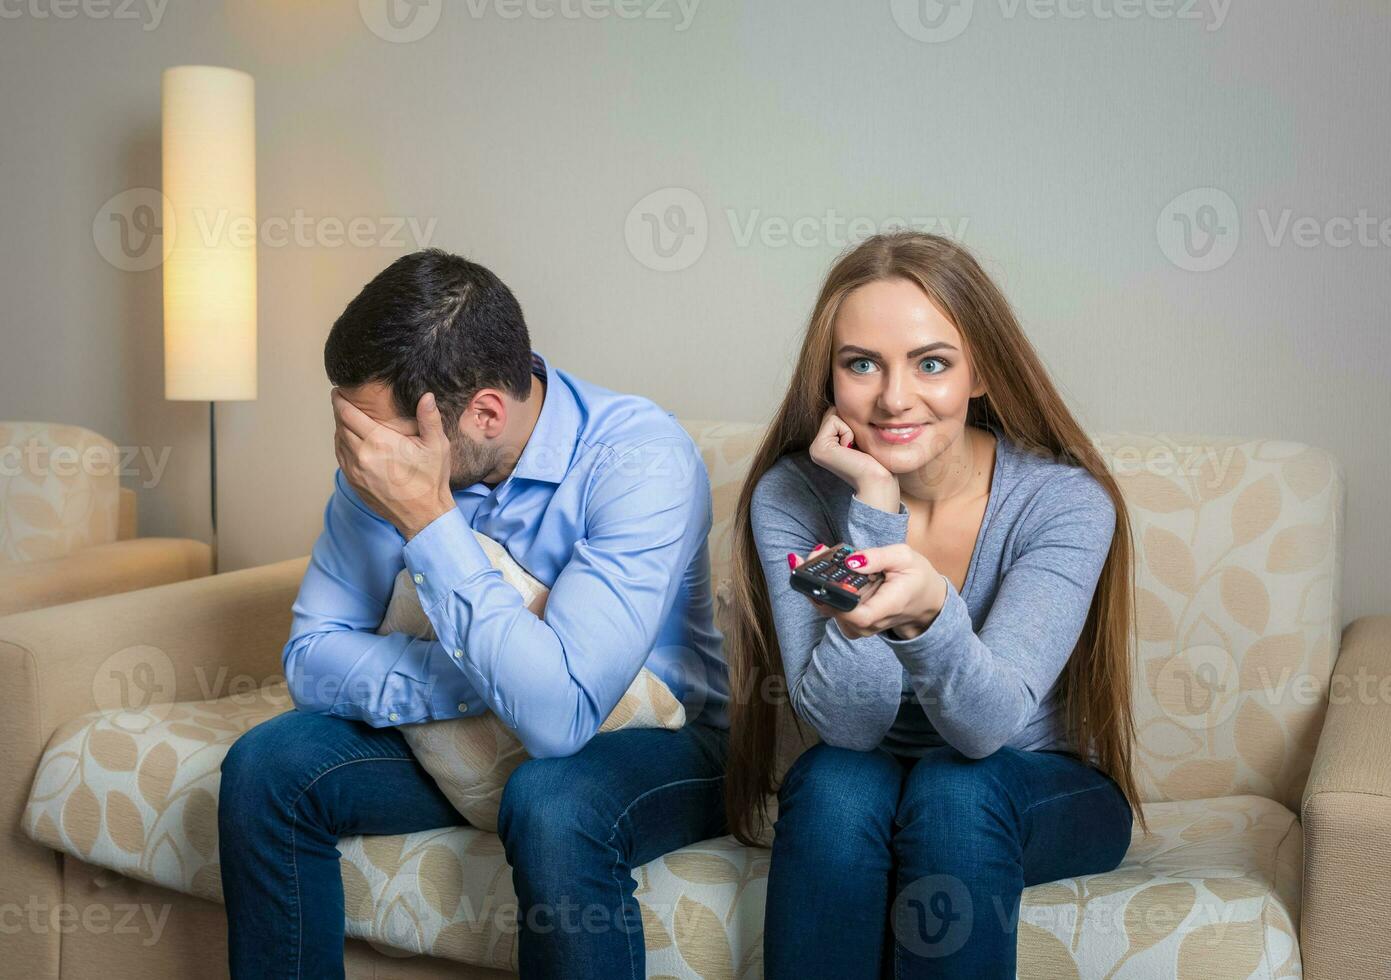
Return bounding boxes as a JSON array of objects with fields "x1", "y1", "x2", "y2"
[{"x1": 162, "y1": 65, "x2": 257, "y2": 401}]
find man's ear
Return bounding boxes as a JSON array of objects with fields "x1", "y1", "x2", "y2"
[{"x1": 459, "y1": 389, "x2": 508, "y2": 439}]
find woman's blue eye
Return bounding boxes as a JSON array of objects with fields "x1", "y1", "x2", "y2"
[{"x1": 845, "y1": 356, "x2": 946, "y2": 375}]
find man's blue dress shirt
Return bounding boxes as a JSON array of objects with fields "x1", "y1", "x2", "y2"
[{"x1": 283, "y1": 352, "x2": 729, "y2": 757}]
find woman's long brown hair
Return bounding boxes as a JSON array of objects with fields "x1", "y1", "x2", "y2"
[{"x1": 724, "y1": 230, "x2": 1147, "y2": 844}]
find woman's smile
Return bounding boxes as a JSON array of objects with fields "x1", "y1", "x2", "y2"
[{"x1": 869, "y1": 421, "x2": 926, "y2": 444}]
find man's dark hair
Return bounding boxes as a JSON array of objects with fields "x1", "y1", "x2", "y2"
[{"x1": 324, "y1": 249, "x2": 532, "y2": 426}]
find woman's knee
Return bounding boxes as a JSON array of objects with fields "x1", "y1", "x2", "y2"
[
  {"x1": 774, "y1": 743, "x2": 901, "y2": 853},
  {"x1": 894, "y1": 749, "x2": 1018, "y2": 861}
]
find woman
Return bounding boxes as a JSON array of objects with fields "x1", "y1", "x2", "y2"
[{"x1": 723, "y1": 231, "x2": 1145, "y2": 978}]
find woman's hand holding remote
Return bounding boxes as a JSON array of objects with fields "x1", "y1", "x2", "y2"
[{"x1": 791, "y1": 543, "x2": 947, "y2": 641}]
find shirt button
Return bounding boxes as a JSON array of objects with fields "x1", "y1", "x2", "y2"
[
  {"x1": 387, "y1": 711, "x2": 399, "y2": 722},
  {"x1": 412, "y1": 573, "x2": 424, "y2": 585},
  {"x1": 457, "y1": 703, "x2": 469, "y2": 713},
  {"x1": 452, "y1": 648, "x2": 463, "y2": 660}
]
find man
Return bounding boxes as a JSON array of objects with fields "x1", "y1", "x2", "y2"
[{"x1": 217, "y1": 249, "x2": 730, "y2": 979}]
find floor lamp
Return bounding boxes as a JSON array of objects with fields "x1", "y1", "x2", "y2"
[{"x1": 161, "y1": 66, "x2": 257, "y2": 574}]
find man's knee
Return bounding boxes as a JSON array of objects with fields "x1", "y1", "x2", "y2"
[
  {"x1": 497, "y1": 756, "x2": 611, "y2": 864},
  {"x1": 218, "y1": 711, "x2": 339, "y2": 833}
]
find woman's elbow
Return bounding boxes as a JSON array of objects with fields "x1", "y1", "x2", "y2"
[
  {"x1": 945, "y1": 693, "x2": 1034, "y2": 760},
  {"x1": 818, "y1": 729, "x2": 885, "y2": 753},
  {"x1": 788, "y1": 678, "x2": 896, "y2": 753},
  {"x1": 804, "y1": 706, "x2": 887, "y2": 752},
  {"x1": 948, "y1": 724, "x2": 1016, "y2": 760},
  {"x1": 954, "y1": 737, "x2": 1003, "y2": 761}
]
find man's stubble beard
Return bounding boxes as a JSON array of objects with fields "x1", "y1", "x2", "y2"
[{"x1": 447, "y1": 432, "x2": 505, "y2": 491}]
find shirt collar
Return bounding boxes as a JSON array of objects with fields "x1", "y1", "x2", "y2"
[{"x1": 502, "y1": 350, "x2": 578, "y2": 485}]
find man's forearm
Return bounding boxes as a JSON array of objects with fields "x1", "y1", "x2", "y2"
[{"x1": 283, "y1": 626, "x2": 487, "y2": 725}]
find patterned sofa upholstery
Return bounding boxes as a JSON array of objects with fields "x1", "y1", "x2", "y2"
[
  {"x1": 0, "y1": 421, "x2": 212, "y2": 616},
  {"x1": 4, "y1": 420, "x2": 1386, "y2": 980}
]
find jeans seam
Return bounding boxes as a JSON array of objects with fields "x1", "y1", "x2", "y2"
[
  {"x1": 603, "y1": 774, "x2": 726, "y2": 980},
  {"x1": 286, "y1": 754, "x2": 421, "y2": 980},
  {"x1": 1021, "y1": 781, "x2": 1114, "y2": 815}
]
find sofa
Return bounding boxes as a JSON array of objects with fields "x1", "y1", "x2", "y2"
[
  {"x1": 3, "y1": 419, "x2": 1387, "y2": 979},
  {"x1": 0, "y1": 421, "x2": 212, "y2": 616}
]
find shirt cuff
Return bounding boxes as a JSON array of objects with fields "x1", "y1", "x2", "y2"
[
  {"x1": 401, "y1": 506, "x2": 494, "y2": 612},
  {"x1": 375, "y1": 638, "x2": 491, "y2": 726},
  {"x1": 881, "y1": 574, "x2": 971, "y2": 666},
  {"x1": 425, "y1": 651, "x2": 491, "y2": 722},
  {"x1": 846, "y1": 492, "x2": 910, "y2": 547},
  {"x1": 380, "y1": 676, "x2": 490, "y2": 726}
]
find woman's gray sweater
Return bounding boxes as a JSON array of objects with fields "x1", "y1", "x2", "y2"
[{"x1": 750, "y1": 423, "x2": 1116, "y2": 760}]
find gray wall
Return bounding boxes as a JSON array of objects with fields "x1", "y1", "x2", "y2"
[{"x1": 0, "y1": 1, "x2": 1386, "y2": 624}]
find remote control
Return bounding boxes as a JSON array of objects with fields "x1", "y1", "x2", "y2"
[{"x1": 789, "y1": 543, "x2": 879, "y2": 612}]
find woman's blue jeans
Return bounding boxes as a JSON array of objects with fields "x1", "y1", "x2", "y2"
[
  {"x1": 763, "y1": 742, "x2": 1134, "y2": 979},
  {"x1": 217, "y1": 709, "x2": 728, "y2": 979}
]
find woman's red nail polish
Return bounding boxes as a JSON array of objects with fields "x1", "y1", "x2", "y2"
[
  {"x1": 846, "y1": 554, "x2": 866, "y2": 568},
  {"x1": 814, "y1": 543, "x2": 827, "y2": 551},
  {"x1": 787, "y1": 553, "x2": 798, "y2": 569}
]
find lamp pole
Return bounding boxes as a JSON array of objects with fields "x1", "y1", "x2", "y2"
[{"x1": 209, "y1": 401, "x2": 218, "y2": 573}]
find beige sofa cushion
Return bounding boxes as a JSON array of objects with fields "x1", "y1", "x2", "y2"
[
  {"x1": 1094, "y1": 433, "x2": 1343, "y2": 813},
  {"x1": 0, "y1": 421, "x2": 121, "y2": 563},
  {"x1": 22, "y1": 683, "x2": 1303, "y2": 976},
  {"x1": 379, "y1": 529, "x2": 685, "y2": 832}
]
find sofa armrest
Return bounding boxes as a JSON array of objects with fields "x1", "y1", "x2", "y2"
[
  {"x1": 0, "y1": 537, "x2": 213, "y2": 617},
  {"x1": 0, "y1": 555, "x2": 307, "y2": 747},
  {"x1": 1300, "y1": 615, "x2": 1391, "y2": 980},
  {"x1": 117, "y1": 486, "x2": 137, "y2": 540},
  {"x1": 0, "y1": 555, "x2": 306, "y2": 980}
]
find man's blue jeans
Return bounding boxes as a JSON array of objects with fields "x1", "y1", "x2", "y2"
[
  {"x1": 217, "y1": 709, "x2": 728, "y2": 979},
  {"x1": 763, "y1": 742, "x2": 1134, "y2": 979}
]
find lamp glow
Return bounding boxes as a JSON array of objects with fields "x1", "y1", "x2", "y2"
[{"x1": 162, "y1": 65, "x2": 256, "y2": 401}]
